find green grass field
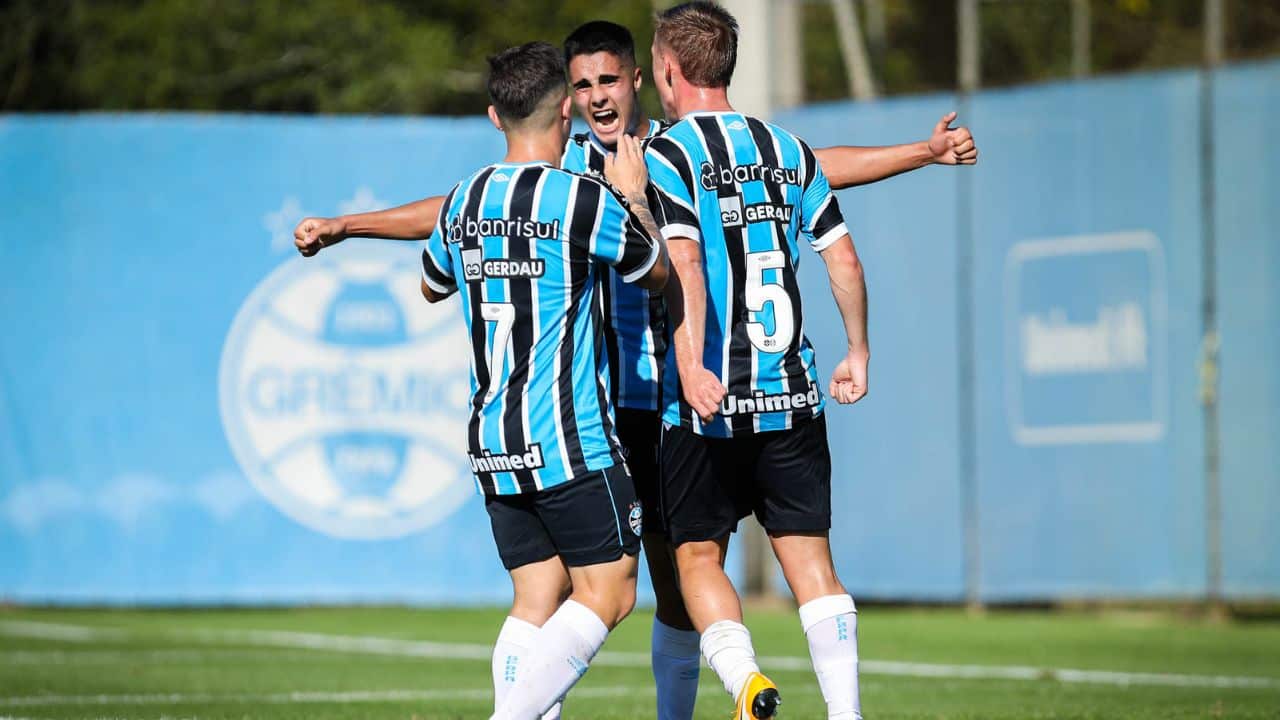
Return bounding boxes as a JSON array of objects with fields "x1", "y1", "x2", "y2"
[{"x1": 2, "y1": 605, "x2": 1278, "y2": 719}]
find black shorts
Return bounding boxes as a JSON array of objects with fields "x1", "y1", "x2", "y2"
[
  {"x1": 485, "y1": 463, "x2": 643, "y2": 570},
  {"x1": 615, "y1": 407, "x2": 663, "y2": 534},
  {"x1": 659, "y1": 414, "x2": 832, "y2": 546}
]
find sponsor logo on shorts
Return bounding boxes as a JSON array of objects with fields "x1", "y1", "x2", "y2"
[
  {"x1": 468, "y1": 444, "x2": 546, "y2": 474},
  {"x1": 720, "y1": 382, "x2": 821, "y2": 416},
  {"x1": 628, "y1": 500, "x2": 643, "y2": 536}
]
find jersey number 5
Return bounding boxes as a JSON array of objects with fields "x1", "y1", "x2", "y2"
[
  {"x1": 480, "y1": 301, "x2": 515, "y2": 402},
  {"x1": 745, "y1": 250, "x2": 795, "y2": 352}
]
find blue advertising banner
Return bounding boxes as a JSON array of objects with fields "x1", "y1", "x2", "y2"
[
  {"x1": 2, "y1": 60, "x2": 1277, "y2": 603},
  {"x1": 0, "y1": 115, "x2": 520, "y2": 603},
  {"x1": 968, "y1": 71, "x2": 1207, "y2": 598}
]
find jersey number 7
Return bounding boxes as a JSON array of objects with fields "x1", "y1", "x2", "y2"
[{"x1": 480, "y1": 301, "x2": 516, "y2": 402}]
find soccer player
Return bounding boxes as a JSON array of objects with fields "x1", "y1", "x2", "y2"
[
  {"x1": 294, "y1": 20, "x2": 977, "y2": 720},
  {"x1": 416, "y1": 41, "x2": 668, "y2": 719},
  {"x1": 643, "y1": 3, "x2": 869, "y2": 719}
]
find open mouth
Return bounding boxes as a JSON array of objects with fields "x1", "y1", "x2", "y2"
[{"x1": 591, "y1": 109, "x2": 620, "y2": 133}]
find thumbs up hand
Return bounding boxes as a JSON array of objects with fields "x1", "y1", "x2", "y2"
[{"x1": 928, "y1": 111, "x2": 979, "y2": 165}]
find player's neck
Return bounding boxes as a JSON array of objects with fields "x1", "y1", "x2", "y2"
[
  {"x1": 630, "y1": 109, "x2": 652, "y2": 138},
  {"x1": 501, "y1": 131, "x2": 564, "y2": 167},
  {"x1": 674, "y1": 85, "x2": 733, "y2": 119}
]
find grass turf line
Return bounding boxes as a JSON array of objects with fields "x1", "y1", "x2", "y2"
[{"x1": 1, "y1": 606, "x2": 1278, "y2": 719}]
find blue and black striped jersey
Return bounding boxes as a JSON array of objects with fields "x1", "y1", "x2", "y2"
[
  {"x1": 645, "y1": 111, "x2": 848, "y2": 438},
  {"x1": 561, "y1": 118, "x2": 668, "y2": 412},
  {"x1": 422, "y1": 161, "x2": 660, "y2": 495}
]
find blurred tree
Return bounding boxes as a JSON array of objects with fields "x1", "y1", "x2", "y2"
[{"x1": 1, "y1": 0, "x2": 1277, "y2": 114}]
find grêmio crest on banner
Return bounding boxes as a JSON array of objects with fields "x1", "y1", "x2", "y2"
[{"x1": 219, "y1": 235, "x2": 475, "y2": 540}]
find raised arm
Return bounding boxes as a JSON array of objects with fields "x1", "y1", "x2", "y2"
[
  {"x1": 293, "y1": 195, "x2": 445, "y2": 257},
  {"x1": 813, "y1": 111, "x2": 978, "y2": 190},
  {"x1": 818, "y1": 235, "x2": 869, "y2": 405},
  {"x1": 603, "y1": 134, "x2": 668, "y2": 291}
]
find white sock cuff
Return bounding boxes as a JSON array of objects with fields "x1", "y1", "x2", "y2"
[
  {"x1": 554, "y1": 600, "x2": 609, "y2": 648},
  {"x1": 799, "y1": 594, "x2": 856, "y2": 635},
  {"x1": 700, "y1": 619, "x2": 752, "y2": 656},
  {"x1": 653, "y1": 618, "x2": 701, "y2": 656},
  {"x1": 499, "y1": 615, "x2": 541, "y2": 646}
]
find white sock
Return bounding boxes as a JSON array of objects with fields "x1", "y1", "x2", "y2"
[
  {"x1": 492, "y1": 616, "x2": 538, "y2": 709},
  {"x1": 490, "y1": 617, "x2": 562, "y2": 719},
  {"x1": 799, "y1": 594, "x2": 861, "y2": 720},
  {"x1": 700, "y1": 619, "x2": 760, "y2": 700},
  {"x1": 491, "y1": 600, "x2": 608, "y2": 720},
  {"x1": 651, "y1": 618, "x2": 700, "y2": 720}
]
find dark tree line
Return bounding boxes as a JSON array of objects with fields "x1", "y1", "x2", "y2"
[{"x1": 3, "y1": 0, "x2": 1276, "y2": 114}]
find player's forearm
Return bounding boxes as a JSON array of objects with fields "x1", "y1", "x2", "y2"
[
  {"x1": 814, "y1": 143, "x2": 933, "y2": 190},
  {"x1": 822, "y1": 237, "x2": 869, "y2": 354},
  {"x1": 627, "y1": 198, "x2": 670, "y2": 290},
  {"x1": 341, "y1": 196, "x2": 444, "y2": 240},
  {"x1": 665, "y1": 243, "x2": 709, "y2": 380}
]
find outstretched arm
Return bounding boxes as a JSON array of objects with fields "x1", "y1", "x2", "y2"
[
  {"x1": 818, "y1": 235, "x2": 869, "y2": 405},
  {"x1": 293, "y1": 196, "x2": 445, "y2": 256},
  {"x1": 814, "y1": 111, "x2": 978, "y2": 190}
]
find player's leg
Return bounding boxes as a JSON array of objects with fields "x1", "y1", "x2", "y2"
[
  {"x1": 617, "y1": 406, "x2": 700, "y2": 720},
  {"x1": 642, "y1": 533, "x2": 701, "y2": 720},
  {"x1": 662, "y1": 423, "x2": 778, "y2": 718},
  {"x1": 770, "y1": 532, "x2": 859, "y2": 720},
  {"x1": 485, "y1": 496, "x2": 572, "y2": 719},
  {"x1": 756, "y1": 415, "x2": 861, "y2": 720},
  {"x1": 491, "y1": 465, "x2": 642, "y2": 720}
]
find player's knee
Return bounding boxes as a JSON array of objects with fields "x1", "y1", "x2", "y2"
[
  {"x1": 674, "y1": 539, "x2": 723, "y2": 572},
  {"x1": 510, "y1": 580, "x2": 571, "y2": 624},
  {"x1": 572, "y1": 581, "x2": 635, "y2": 629}
]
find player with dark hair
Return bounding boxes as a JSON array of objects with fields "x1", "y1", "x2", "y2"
[
  {"x1": 643, "y1": 3, "x2": 869, "y2": 718},
  {"x1": 417, "y1": 40, "x2": 668, "y2": 720},
  {"x1": 293, "y1": 17, "x2": 977, "y2": 720}
]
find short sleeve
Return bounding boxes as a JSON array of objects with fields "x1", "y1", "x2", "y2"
[
  {"x1": 421, "y1": 190, "x2": 459, "y2": 296},
  {"x1": 799, "y1": 141, "x2": 849, "y2": 252},
  {"x1": 644, "y1": 136, "x2": 702, "y2": 243},
  {"x1": 588, "y1": 180, "x2": 660, "y2": 284}
]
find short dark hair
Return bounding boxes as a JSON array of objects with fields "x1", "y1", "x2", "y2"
[
  {"x1": 486, "y1": 41, "x2": 567, "y2": 123},
  {"x1": 653, "y1": 1, "x2": 738, "y2": 88},
  {"x1": 563, "y1": 21, "x2": 636, "y2": 66}
]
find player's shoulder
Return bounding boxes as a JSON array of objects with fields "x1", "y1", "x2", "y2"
[
  {"x1": 644, "y1": 122, "x2": 697, "y2": 164},
  {"x1": 556, "y1": 167, "x2": 630, "y2": 207},
  {"x1": 744, "y1": 115, "x2": 810, "y2": 152}
]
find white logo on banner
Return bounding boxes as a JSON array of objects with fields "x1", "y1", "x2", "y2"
[
  {"x1": 219, "y1": 243, "x2": 474, "y2": 539},
  {"x1": 1020, "y1": 303, "x2": 1148, "y2": 375},
  {"x1": 1003, "y1": 231, "x2": 1167, "y2": 446}
]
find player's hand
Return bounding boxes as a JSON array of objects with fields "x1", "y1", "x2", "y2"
[
  {"x1": 828, "y1": 347, "x2": 869, "y2": 405},
  {"x1": 603, "y1": 133, "x2": 650, "y2": 202},
  {"x1": 927, "y1": 111, "x2": 978, "y2": 166},
  {"x1": 680, "y1": 366, "x2": 727, "y2": 423},
  {"x1": 293, "y1": 217, "x2": 347, "y2": 257}
]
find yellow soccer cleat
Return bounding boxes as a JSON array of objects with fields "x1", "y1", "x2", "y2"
[{"x1": 734, "y1": 671, "x2": 781, "y2": 719}]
